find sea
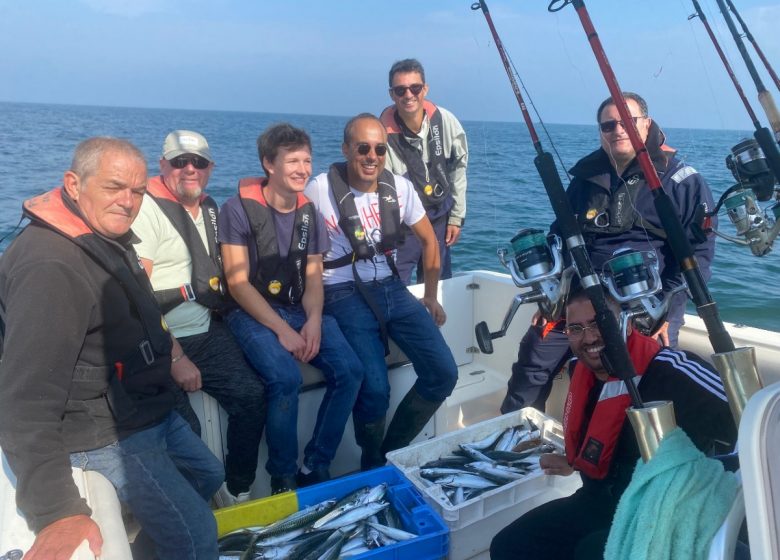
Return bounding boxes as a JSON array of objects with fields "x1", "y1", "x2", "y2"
[{"x1": 1, "y1": 101, "x2": 778, "y2": 331}]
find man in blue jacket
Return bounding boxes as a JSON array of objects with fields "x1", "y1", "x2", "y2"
[{"x1": 501, "y1": 92, "x2": 716, "y2": 413}]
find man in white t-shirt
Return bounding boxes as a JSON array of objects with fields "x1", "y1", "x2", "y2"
[
  {"x1": 132, "y1": 130, "x2": 266, "y2": 506},
  {"x1": 305, "y1": 113, "x2": 458, "y2": 469}
]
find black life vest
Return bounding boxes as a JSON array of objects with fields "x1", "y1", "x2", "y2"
[
  {"x1": 22, "y1": 187, "x2": 173, "y2": 423},
  {"x1": 380, "y1": 100, "x2": 453, "y2": 212},
  {"x1": 145, "y1": 176, "x2": 227, "y2": 314},
  {"x1": 323, "y1": 162, "x2": 402, "y2": 271},
  {"x1": 238, "y1": 177, "x2": 315, "y2": 305}
]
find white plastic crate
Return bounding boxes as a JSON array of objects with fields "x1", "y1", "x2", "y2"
[{"x1": 386, "y1": 408, "x2": 582, "y2": 560}]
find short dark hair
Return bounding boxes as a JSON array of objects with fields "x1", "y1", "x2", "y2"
[
  {"x1": 257, "y1": 123, "x2": 311, "y2": 175},
  {"x1": 596, "y1": 92, "x2": 648, "y2": 122},
  {"x1": 342, "y1": 113, "x2": 383, "y2": 144},
  {"x1": 388, "y1": 58, "x2": 426, "y2": 87}
]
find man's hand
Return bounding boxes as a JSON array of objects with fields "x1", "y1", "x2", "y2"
[
  {"x1": 421, "y1": 296, "x2": 447, "y2": 326},
  {"x1": 278, "y1": 325, "x2": 308, "y2": 362},
  {"x1": 532, "y1": 309, "x2": 548, "y2": 328},
  {"x1": 445, "y1": 225, "x2": 461, "y2": 247},
  {"x1": 25, "y1": 515, "x2": 103, "y2": 560},
  {"x1": 299, "y1": 317, "x2": 322, "y2": 363},
  {"x1": 652, "y1": 321, "x2": 670, "y2": 347},
  {"x1": 539, "y1": 453, "x2": 574, "y2": 477},
  {"x1": 171, "y1": 356, "x2": 202, "y2": 392}
]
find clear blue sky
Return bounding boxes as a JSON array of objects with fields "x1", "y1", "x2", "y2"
[{"x1": 1, "y1": 0, "x2": 778, "y2": 130}]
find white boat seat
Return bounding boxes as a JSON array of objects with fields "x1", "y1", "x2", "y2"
[
  {"x1": 706, "y1": 475, "x2": 745, "y2": 560},
  {"x1": 739, "y1": 380, "x2": 780, "y2": 559}
]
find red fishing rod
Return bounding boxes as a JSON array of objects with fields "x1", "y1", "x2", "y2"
[
  {"x1": 689, "y1": 0, "x2": 780, "y2": 197},
  {"x1": 548, "y1": 0, "x2": 735, "y2": 354},
  {"x1": 471, "y1": 0, "x2": 645, "y2": 408},
  {"x1": 724, "y1": 0, "x2": 780, "y2": 94}
]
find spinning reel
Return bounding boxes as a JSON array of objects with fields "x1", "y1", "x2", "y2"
[
  {"x1": 475, "y1": 228, "x2": 573, "y2": 354},
  {"x1": 601, "y1": 249, "x2": 687, "y2": 341},
  {"x1": 708, "y1": 139, "x2": 780, "y2": 257}
]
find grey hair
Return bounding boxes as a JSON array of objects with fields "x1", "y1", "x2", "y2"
[
  {"x1": 70, "y1": 137, "x2": 146, "y2": 182},
  {"x1": 596, "y1": 92, "x2": 648, "y2": 122},
  {"x1": 343, "y1": 113, "x2": 383, "y2": 144}
]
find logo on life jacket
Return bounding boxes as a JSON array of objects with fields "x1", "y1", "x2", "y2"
[
  {"x1": 297, "y1": 213, "x2": 310, "y2": 251},
  {"x1": 208, "y1": 276, "x2": 221, "y2": 292},
  {"x1": 586, "y1": 208, "x2": 598, "y2": 220},
  {"x1": 627, "y1": 174, "x2": 640, "y2": 185},
  {"x1": 431, "y1": 123, "x2": 443, "y2": 156},
  {"x1": 424, "y1": 184, "x2": 434, "y2": 196},
  {"x1": 268, "y1": 280, "x2": 282, "y2": 295}
]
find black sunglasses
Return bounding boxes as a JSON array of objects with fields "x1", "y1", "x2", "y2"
[
  {"x1": 170, "y1": 155, "x2": 210, "y2": 170},
  {"x1": 599, "y1": 116, "x2": 644, "y2": 133},
  {"x1": 356, "y1": 143, "x2": 388, "y2": 157},
  {"x1": 390, "y1": 84, "x2": 425, "y2": 97}
]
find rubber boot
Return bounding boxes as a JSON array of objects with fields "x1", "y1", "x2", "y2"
[
  {"x1": 381, "y1": 387, "x2": 443, "y2": 456},
  {"x1": 353, "y1": 417, "x2": 386, "y2": 471}
]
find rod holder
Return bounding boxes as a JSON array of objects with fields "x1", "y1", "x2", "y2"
[
  {"x1": 711, "y1": 346, "x2": 763, "y2": 424},
  {"x1": 626, "y1": 400, "x2": 677, "y2": 462}
]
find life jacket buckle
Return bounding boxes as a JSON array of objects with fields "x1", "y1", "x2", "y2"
[
  {"x1": 139, "y1": 340, "x2": 154, "y2": 366},
  {"x1": 182, "y1": 283, "x2": 197, "y2": 302},
  {"x1": 593, "y1": 211, "x2": 610, "y2": 228}
]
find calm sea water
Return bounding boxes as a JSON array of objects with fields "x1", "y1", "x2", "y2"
[{"x1": 1, "y1": 101, "x2": 778, "y2": 330}]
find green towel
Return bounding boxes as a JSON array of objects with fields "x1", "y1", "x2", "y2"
[{"x1": 605, "y1": 427, "x2": 738, "y2": 560}]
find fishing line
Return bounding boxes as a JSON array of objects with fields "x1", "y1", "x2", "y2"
[{"x1": 0, "y1": 216, "x2": 26, "y2": 247}]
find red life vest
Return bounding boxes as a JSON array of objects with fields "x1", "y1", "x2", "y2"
[
  {"x1": 237, "y1": 177, "x2": 315, "y2": 305},
  {"x1": 563, "y1": 332, "x2": 661, "y2": 479}
]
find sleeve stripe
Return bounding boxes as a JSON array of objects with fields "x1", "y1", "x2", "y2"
[
  {"x1": 670, "y1": 165, "x2": 698, "y2": 183},
  {"x1": 655, "y1": 349, "x2": 728, "y2": 402}
]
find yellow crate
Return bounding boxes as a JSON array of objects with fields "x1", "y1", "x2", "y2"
[{"x1": 214, "y1": 489, "x2": 299, "y2": 537}]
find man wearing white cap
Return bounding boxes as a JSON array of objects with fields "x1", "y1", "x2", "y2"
[{"x1": 131, "y1": 130, "x2": 267, "y2": 505}]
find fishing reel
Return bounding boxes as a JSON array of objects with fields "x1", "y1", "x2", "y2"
[
  {"x1": 708, "y1": 139, "x2": 780, "y2": 257},
  {"x1": 475, "y1": 229, "x2": 573, "y2": 354},
  {"x1": 601, "y1": 249, "x2": 686, "y2": 340}
]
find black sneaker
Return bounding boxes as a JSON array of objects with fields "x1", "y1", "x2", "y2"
[
  {"x1": 296, "y1": 468, "x2": 331, "y2": 488},
  {"x1": 270, "y1": 475, "x2": 297, "y2": 495}
]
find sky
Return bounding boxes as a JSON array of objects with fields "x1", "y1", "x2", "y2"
[{"x1": 1, "y1": 0, "x2": 779, "y2": 130}]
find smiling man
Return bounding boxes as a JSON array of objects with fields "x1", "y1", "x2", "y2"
[
  {"x1": 219, "y1": 123, "x2": 362, "y2": 494},
  {"x1": 305, "y1": 113, "x2": 458, "y2": 470},
  {"x1": 490, "y1": 285, "x2": 735, "y2": 560},
  {"x1": 380, "y1": 58, "x2": 468, "y2": 285},
  {"x1": 500, "y1": 92, "x2": 717, "y2": 415},
  {"x1": 131, "y1": 130, "x2": 267, "y2": 506},
  {"x1": 0, "y1": 137, "x2": 223, "y2": 559}
]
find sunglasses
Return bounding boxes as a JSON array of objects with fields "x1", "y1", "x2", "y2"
[
  {"x1": 170, "y1": 155, "x2": 210, "y2": 170},
  {"x1": 356, "y1": 143, "x2": 388, "y2": 157},
  {"x1": 599, "y1": 116, "x2": 644, "y2": 133},
  {"x1": 390, "y1": 84, "x2": 425, "y2": 97}
]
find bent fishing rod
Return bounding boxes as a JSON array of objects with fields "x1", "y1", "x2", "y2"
[
  {"x1": 713, "y1": 0, "x2": 780, "y2": 144},
  {"x1": 724, "y1": 0, "x2": 780, "y2": 93},
  {"x1": 548, "y1": 0, "x2": 736, "y2": 354},
  {"x1": 471, "y1": 0, "x2": 644, "y2": 408}
]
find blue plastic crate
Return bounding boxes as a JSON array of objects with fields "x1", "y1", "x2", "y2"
[{"x1": 297, "y1": 465, "x2": 449, "y2": 559}]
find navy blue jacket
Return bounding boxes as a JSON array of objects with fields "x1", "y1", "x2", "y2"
[{"x1": 556, "y1": 122, "x2": 716, "y2": 318}]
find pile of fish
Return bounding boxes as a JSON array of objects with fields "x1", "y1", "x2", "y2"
[
  {"x1": 417, "y1": 420, "x2": 558, "y2": 506},
  {"x1": 218, "y1": 483, "x2": 418, "y2": 559}
]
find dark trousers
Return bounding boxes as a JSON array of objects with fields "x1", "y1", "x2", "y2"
[
  {"x1": 395, "y1": 213, "x2": 452, "y2": 285},
  {"x1": 490, "y1": 483, "x2": 618, "y2": 560},
  {"x1": 174, "y1": 319, "x2": 267, "y2": 494}
]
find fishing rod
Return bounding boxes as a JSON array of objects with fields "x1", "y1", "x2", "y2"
[
  {"x1": 688, "y1": 0, "x2": 780, "y2": 256},
  {"x1": 548, "y1": 0, "x2": 736, "y2": 355},
  {"x1": 470, "y1": 0, "x2": 645, "y2": 408},
  {"x1": 713, "y1": 0, "x2": 780, "y2": 144},
  {"x1": 724, "y1": 0, "x2": 780, "y2": 94}
]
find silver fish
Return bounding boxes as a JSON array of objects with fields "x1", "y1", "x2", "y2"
[
  {"x1": 367, "y1": 521, "x2": 417, "y2": 541},
  {"x1": 316, "y1": 501, "x2": 389, "y2": 530},
  {"x1": 436, "y1": 473, "x2": 499, "y2": 489},
  {"x1": 494, "y1": 427, "x2": 516, "y2": 452},
  {"x1": 255, "y1": 500, "x2": 336, "y2": 537},
  {"x1": 466, "y1": 428, "x2": 505, "y2": 450},
  {"x1": 459, "y1": 443, "x2": 493, "y2": 463}
]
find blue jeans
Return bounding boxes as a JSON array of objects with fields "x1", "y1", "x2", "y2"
[
  {"x1": 323, "y1": 277, "x2": 458, "y2": 424},
  {"x1": 226, "y1": 306, "x2": 362, "y2": 477},
  {"x1": 69, "y1": 412, "x2": 223, "y2": 560}
]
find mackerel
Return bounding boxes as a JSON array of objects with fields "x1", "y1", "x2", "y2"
[
  {"x1": 254, "y1": 500, "x2": 336, "y2": 537},
  {"x1": 367, "y1": 521, "x2": 417, "y2": 541},
  {"x1": 316, "y1": 501, "x2": 389, "y2": 530}
]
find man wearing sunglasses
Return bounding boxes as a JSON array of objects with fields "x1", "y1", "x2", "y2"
[
  {"x1": 380, "y1": 58, "x2": 468, "y2": 285},
  {"x1": 500, "y1": 92, "x2": 716, "y2": 416},
  {"x1": 132, "y1": 130, "x2": 267, "y2": 506},
  {"x1": 491, "y1": 284, "x2": 735, "y2": 560},
  {"x1": 305, "y1": 113, "x2": 458, "y2": 470}
]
